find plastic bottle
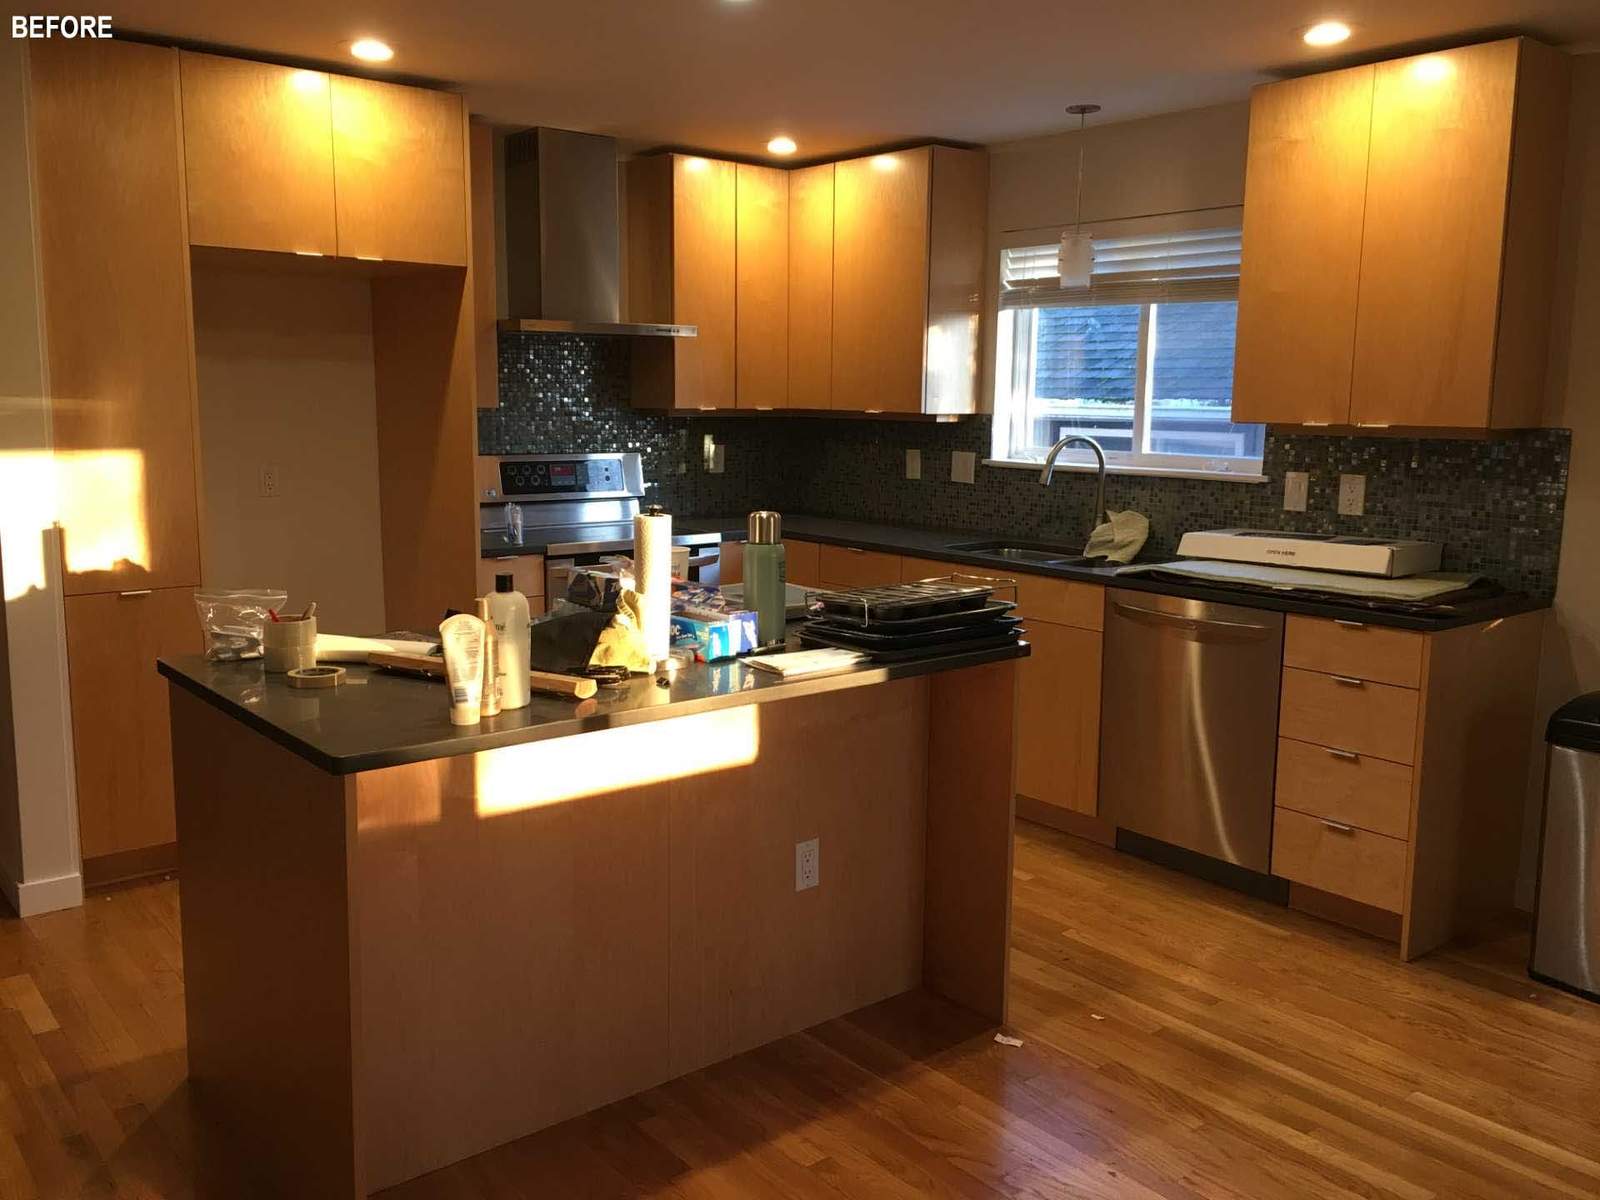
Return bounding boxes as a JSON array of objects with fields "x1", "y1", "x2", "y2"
[
  {"x1": 743, "y1": 511, "x2": 787, "y2": 648},
  {"x1": 476, "y1": 597, "x2": 501, "y2": 717},
  {"x1": 487, "y1": 573, "x2": 532, "y2": 709}
]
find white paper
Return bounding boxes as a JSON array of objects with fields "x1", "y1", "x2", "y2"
[
  {"x1": 314, "y1": 634, "x2": 437, "y2": 663},
  {"x1": 743, "y1": 648, "x2": 867, "y2": 678}
]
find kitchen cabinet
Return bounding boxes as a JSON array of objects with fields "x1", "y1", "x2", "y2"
[
  {"x1": 1014, "y1": 621, "x2": 1102, "y2": 819},
  {"x1": 626, "y1": 154, "x2": 737, "y2": 410},
  {"x1": 64, "y1": 588, "x2": 201, "y2": 876},
  {"x1": 29, "y1": 39, "x2": 202, "y2": 597},
  {"x1": 788, "y1": 164, "x2": 834, "y2": 410},
  {"x1": 1233, "y1": 38, "x2": 1569, "y2": 429},
  {"x1": 817, "y1": 544, "x2": 900, "y2": 589},
  {"x1": 476, "y1": 555, "x2": 546, "y2": 614},
  {"x1": 330, "y1": 75, "x2": 468, "y2": 265},
  {"x1": 783, "y1": 539, "x2": 822, "y2": 587},
  {"x1": 736, "y1": 164, "x2": 789, "y2": 408},
  {"x1": 179, "y1": 52, "x2": 338, "y2": 256},
  {"x1": 831, "y1": 146, "x2": 987, "y2": 414}
]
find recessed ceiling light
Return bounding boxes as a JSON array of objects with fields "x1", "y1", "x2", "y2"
[
  {"x1": 1303, "y1": 20, "x2": 1351, "y2": 47},
  {"x1": 767, "y1": 135, "x2": 797, "y2": 156},
  {"x1": 350, "y1": 38, "x2": 394, "y2": 63}
]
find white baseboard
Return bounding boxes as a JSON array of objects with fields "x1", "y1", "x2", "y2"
[{"x1": 1, "y1": 869, "x2": 83, "y2": 917}]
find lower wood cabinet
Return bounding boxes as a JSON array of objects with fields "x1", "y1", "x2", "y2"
[
  {"x1": 1014, "y1": 620, "x2": 1102, "y2": 818},
  {"x1": 783, "y1": 539, "x2": 821, "y2": 587},
  {"x1": 817, "y1": 544, "x2": 900, "y2": 589},
  {"x1": 1272, "y1": 806, "x2": 1407, "y2": 914},
  {"x1": 64, "y1": 587, "x2": 202, "y2": 869},
  {"x1": 476, "y1": 554, "x2": 545, "y2": 614}
]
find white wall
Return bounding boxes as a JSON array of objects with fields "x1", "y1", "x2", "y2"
[
  {"x1": 191, "y1": 266, "x2": 387, "y2": 634},
  {"x1": 0, "y1": 41, "x2": 83, "y2": 916},
  {"x1": 1521, "y1": 51, "x2": 1600, "y2": 905}
]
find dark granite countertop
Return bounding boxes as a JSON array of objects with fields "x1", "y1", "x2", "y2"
[
  {"x1": 680, "y1": 514, "x2": 1544, "y2": 632},
  {"x1": 158, "y1": 638, "x2": 1027, "y2": 776}
]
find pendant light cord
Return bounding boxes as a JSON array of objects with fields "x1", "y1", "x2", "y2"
[{"x1": 1073, "y1": 109, "x2": 1086, "y2": 236}]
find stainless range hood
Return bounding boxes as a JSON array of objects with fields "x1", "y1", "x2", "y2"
[{"x1": 498, "y1": 127, "x2": 694, "y2": 338}]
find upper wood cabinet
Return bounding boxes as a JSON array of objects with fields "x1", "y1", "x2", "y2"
[
  {"x1": 626, "y1": 154, "x2": 737, "y2": 409},
  {"x1": 831, "y1": 146, "x2": 987, "y2": 414},
  {"x1": 330, "y1": 76, "x2": 468, "y2": 266},
  {"x1": 1233, "y1": 38, "x2": 1569, "y2": 430},
  {"x1": 179, "y1": 52, "x2": 338, "y2": 256},
  {"x1": 735, "y1": 164, "x2": 789, "y2": 409},
  {"x1": 788, "y1": 164, "x2": 834, "y2": 410},
  {"x1": 29, "y1": 39, "x2": 202, "y2": 595}
]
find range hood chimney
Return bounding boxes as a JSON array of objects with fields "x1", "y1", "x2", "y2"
[{"x1": 499, "y1": 127, "x2": 694, "y2": 338}]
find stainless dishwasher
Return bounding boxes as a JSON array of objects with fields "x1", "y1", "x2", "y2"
[{"x1": 1100, "y1": 588, "x2": 1284, "y2": 875}]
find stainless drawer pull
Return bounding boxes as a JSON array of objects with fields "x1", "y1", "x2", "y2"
[
  {"x1": 1333, "y1": 619, "x2": 1366, "y2": 629},
  {"x1": 1330, "y1": 674, "x2": 1365, "y2": 687},
  {"x1": 118, "y1": 589, "x2": 153, "y2": 598},
  {"x1": 1320, "y1": 819, "x2": 1357, "y2": 834},
  {"x1": 845, "y1": 547, "x2": 865, "y2": 554},
  {"x1": 1326, "y1": 748, "x2": 1360, "y2": 762},
  {"x1": 1110, "y1": 600, "x2": 1276, "y2": 634}
]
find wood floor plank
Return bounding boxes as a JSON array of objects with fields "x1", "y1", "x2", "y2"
[{"x1": 0, "y1": 823, "x2": 1596, "y2": 1197}]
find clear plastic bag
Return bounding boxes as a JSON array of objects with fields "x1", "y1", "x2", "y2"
[{"x1": 194, "y1": 589, "x2": 288, "y2": 661}]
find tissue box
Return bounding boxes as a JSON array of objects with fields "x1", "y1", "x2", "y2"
[{"x1": 671, "y1": 611, "x2": 758, "y2": 661}]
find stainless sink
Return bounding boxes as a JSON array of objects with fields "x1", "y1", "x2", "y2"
[{"x1": 946, "y1": 540, "x2": 1099, "y2": 567}]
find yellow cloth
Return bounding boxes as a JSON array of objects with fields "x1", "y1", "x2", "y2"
[
  {"x1": 589, "y1": 589, "x2": 655, "y2": 673},
  {"x1": 1085, "y1": 509, "x2": 1150, "y2": 564}
]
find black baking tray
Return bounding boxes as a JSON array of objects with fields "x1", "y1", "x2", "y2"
[
  {"x1": 801, "y1": 615, "x2": 1023, "y2": 650},
  {"x1": 798, "y1": 626, "x2": 1022, "y2": 662},
  {"x1": 810, "y1": 580, "x2": 992, "y2": 623},
  {"x1": 810, "y1": 596, "x2": 1013, "y2": 630}
]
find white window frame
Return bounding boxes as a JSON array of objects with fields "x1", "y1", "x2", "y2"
[{"x1": 988, "y1": 208, "x2": 1266, "y2": 484}]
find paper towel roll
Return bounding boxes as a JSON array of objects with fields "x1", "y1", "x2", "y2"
[{"x1": 634, "y1": 508, "x2": 673, "y2": 663}]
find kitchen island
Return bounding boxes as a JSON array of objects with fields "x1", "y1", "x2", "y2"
[{"x1": 158, "y1": 642, "x2": 1024, "y2": 1197}]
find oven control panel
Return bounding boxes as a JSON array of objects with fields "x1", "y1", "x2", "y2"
[{"x1": 493, "y1": 454, "x2": 636, "y2": 500}]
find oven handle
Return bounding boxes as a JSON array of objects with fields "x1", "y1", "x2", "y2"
[{"x1": 1110, "y1": 599, "x2": 1278, "y2": 636}]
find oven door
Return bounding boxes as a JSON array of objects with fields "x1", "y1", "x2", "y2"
[{"x1": 546, "y1": 544, "x2": 721, "y2": 605}]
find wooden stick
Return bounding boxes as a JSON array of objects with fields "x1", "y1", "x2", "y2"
[{"x1": 367, "y1": 652, "x2": 599, "y2": 700}]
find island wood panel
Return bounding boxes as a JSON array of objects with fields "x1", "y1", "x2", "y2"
[
  {"x1": 1283, "y1": 614, "x2": 1424, "y2": 688},
  {"x1": 1013, "y1": 622, "x2": 1101, "y2": 820},
  {"x1": 1350, "y1": 41, "x2": 1519, "y2": 428},
  {"x1": 1232, "y1": 64, "x2": 1373, "y2": 425},
  {"x1": 787, "y1": 162, "x2": 834, "y2": 409},
  {"x1": 169, "y1": 687, "x2": 362, "y2": 1199},
  {"x1": 922, "y1": 146, "x2": 988, "y2": 415},
  {"x1": 330, "y1": 76, "x2": 467, "y2": 265},
  {"x1": 178, "y1": 52, "x2": 337, "y2": 256},
  {"x1": 735, "y1": 163, "x2": 789, "y2": 408},
  {"x1": 371, "y1": 267, "x2": 479, "y2": 630},
  {"x1": 830, "y1": 148, "x2": 931, "y2": 412},
  {"x1": 1401, "y1": 611, "x2": 1543, "y2": 959},
  {"x1": 1278, "y1": 666, "x2": 1419, "y2": 765},
  {"x1": 353, "y1": 679, "x2": 960, "y2": 1190},
  {"x1": 65, "y1": 588, "x2": 201, "y2": 863},
  {"x1": 29, "y1": 39, "x2": 203, "y2": 596}
]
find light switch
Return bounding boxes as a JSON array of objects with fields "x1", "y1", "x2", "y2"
[
  {"x1": 1337, "y1": 473, "x2": 1366, "y2": 516},
  {"x1": 905, "y1": 449, "x2": 921, "y2": 480},
  {"x1": 950, "y1": 451, "x2": 976, "y2": 485},
  {"x1": 1283, "y1": 471, "x2": 1309, "y2": 513}
]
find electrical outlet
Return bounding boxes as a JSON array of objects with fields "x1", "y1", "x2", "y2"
[
  {"x1": 950, "y1": 450, "x2": 976, "y2": 485},
  {"x1": 1337, "y1": 473, "x2": 1366, "y2": 516},
  {"x1": 905, "y1": 448, "x2": 921, "y2": 480},
  {"x1": 1283, "y1": 471, "x2": 1309, "y2": 513},
  {"x1": 259, "y1": 463, "x2": 280, "y2": 499},
  {"x1": 795, "y1": 838, "x2": 819, "y2": 892}
]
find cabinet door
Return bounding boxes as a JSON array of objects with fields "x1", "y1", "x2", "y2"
[
  {"x1": 672, "y1": 156, "x2": 737, "y2": 409},
  {"x1": 65, "y1": 587, "x2": 202, "y2": 860},
  {"x1": 788, "y1": 164, "x2": 834, "y2": 410},
  {"x1": 831, "y1": 149, "x2": 930, "y2": 413},
  {"x1": 179, "y1": 52, "x2": 337, "y2": 256},
  {"x1": 1015, "y1": 622, "x2": 1102, "y2": 817},
  {"x1": 817, "y1": 545, "x2": 901, "y2": 589},
  {"x1": 783, "y1": 540, "x2": 822, "y2": 587},
  {"x1": 331, "y1": 76, "x2": 467, "y2": 265},
  {"x1": 1233, "y1": 65, "x2": 1373, "y2": 426},
  {"x1": 29, "y1": 40, "x2": 202, "y2": 595},
  {"x1": 736, "y1": 164, "x2": 788, "y2": 409},
  {"x1": 1350, "y1": 41, "x2": 1519, "y2": 427}
]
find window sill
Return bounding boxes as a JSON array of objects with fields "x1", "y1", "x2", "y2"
[{"x1": 982, "y1": 458, "x2": 1268, "y2": 485}]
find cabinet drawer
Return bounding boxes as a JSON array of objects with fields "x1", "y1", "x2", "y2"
[
  {"x1": 1012, "y1": 575, "x2": 1103, "y2": 631},
  {"x1": 1279, "y1": 667, "x2": 1419, "y2": 764},
  {"x1": 817, "y1": 544, "x2": 901, "y2": 589},
  {"x1": 1274, "y1": 737, "x2": 1412, "y2": 839},
  {"x1": 1284, "y1": 616, "x2": 1424, "y2": 688},
  {"x1": 476, "y1": 555, "x2": 545, "y2": 601},
  {"x1": 899, "y1": 555, "x2": 963, "y2": 582},
  {"x1": 1272, "y1": 806, "x2": 1407, "y2": 913},
  {"x1": 784, "y1": 539, "x2": 822, "y2": 587}
]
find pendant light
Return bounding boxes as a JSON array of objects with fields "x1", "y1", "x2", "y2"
[{"x1": 1058, "y1": 103, "x2": 1101, "y2": 289}]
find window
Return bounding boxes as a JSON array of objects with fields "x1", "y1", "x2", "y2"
[{"x1": 992, "y1": 226, "x2": 1264, "y2": 478}]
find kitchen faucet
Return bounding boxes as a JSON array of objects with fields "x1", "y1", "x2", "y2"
[{"x1": 1039, "y1": 434, "x2": 1107, "y2": 547}]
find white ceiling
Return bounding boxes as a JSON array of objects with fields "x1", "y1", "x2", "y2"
[{"x1": 76, "y1": 0, "x2": 1600, "y2": 158}]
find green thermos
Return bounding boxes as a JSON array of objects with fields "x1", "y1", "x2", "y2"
[{"x1": 743, "y1": 511, "x2": 787, "y2": 647}]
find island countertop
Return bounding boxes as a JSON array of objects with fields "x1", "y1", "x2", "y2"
[{"x1": 157, "y1": 638, "x2": 1028, "y2": 776}]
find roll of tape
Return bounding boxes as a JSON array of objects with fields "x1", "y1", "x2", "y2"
[{"x1": 287, "y1": 665, "x2": 346, "y2": 689}]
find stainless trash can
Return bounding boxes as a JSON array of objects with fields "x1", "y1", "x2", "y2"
[{"x1": 1530, "y1": 694, "x2": 1600, "y2": 1002}]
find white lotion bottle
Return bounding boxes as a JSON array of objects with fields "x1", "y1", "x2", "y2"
[{"x1": 488, "y1": 572, "x2": 531, "y2": 709}]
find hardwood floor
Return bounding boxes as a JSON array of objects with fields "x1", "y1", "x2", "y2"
[{"x1": 1, "y1": 822, "x2": 1597, "y2": 1198}]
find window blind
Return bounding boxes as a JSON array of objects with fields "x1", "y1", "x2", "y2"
[{"x1": 1000, "y1": 227, "x2": 1241, "y2": 310}]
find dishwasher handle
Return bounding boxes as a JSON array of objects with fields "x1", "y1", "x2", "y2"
[{"x1": 1110, "y1": 598, "x2": 1279, "y2": 639}]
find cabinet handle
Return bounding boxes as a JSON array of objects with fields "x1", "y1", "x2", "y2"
[
  {"x1": 1320, "y1": 819, "x2": 1357, "y2": 835},
  {"x1": 1330, "y1": 674, "x2": 1365, "y2": 687},
  {"x1": 118, "y1": 589, "x2": 153, "y2": 598},
  {"x1": 1333, "y1": 619, "x2": 1366, "y2": 629},
  {"x1": 1326, "y1": 748, "x2": 1360, "y2": 762},
  {"x1": 845, "y1": 547, "x2": 865, "y2": 554}
]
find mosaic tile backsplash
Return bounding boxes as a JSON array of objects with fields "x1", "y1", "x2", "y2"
[{"x1": 481, "y1": 334, "x2": 1571, "y2": 601}]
